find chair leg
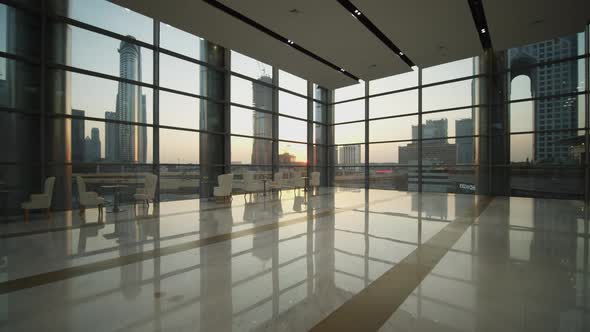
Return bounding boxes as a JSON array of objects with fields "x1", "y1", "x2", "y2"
[{"x1": 23, "y1": 209, "x2": 29, "y2": 223}]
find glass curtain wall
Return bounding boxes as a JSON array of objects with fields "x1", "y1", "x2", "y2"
[
  {"x1": 329, "y1": 28, "x2": 590, "y2": 199},
  {"x1": 0, "y1": 0, "x2": 329, "y2": 215}
]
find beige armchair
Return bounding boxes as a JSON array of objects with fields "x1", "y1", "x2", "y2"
[
  {"x1": 134, "y1": 174, "x2": 158, "y2": 209},
  {"x1": 76, "y1": 176, "x2": 105, "y2": 217},
  {"x1": 22, "y1": 177, "x2": 56, "y2": 222}
]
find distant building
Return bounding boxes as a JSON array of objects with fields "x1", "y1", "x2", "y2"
[
  {"x1": 401, "y1": 119, "x2": 457, "y2": 165},
  {"x1": 84, "y1": 127, "x2": 101, "y2": 162},
  {"x1": 251, "y1": 75, "x2": 273, "y2": 165},
  {"x1": 508, "y1": 35, "x2": 578, "y2": 162},
  {"x1": 109, "y1": 37, "x2": 147, "y2": 163},
  {"x1": 71, "y1": 109, "x2": 85, "y2": 162},
  {"x1": 414, "y1": 119, "x2": 448, "y2": 143},
  {"x1": 105, "y1": 111, "x2": 119, "y2": 161},
  {"x1": 339, "y1": 145, "x2": 361, "y2": 165},
  {"x1": 278, "y1": 152, "x2": 296, "y2": 164}
]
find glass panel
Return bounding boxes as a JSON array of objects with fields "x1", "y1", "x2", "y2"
[
  {"x1": 369, "y1": 115, "x2": 417, "y2": 142},
  {"x1": 334, "y1": 99, "x2": 364, "y2": 123},
  {"x1": 62, "y1": 0, "x2": 153, "y2": 44},
  {"x1": 335, "y1": 80, "x2": 365, "y2": 102},
  {"x1": 333, "y1": 166, "x2": 365, "y2": 188},
  {"x1": 421, "y1": 165, "x2": 476, "y2": 194},
  {"x1": 421, "y1": 138, "x2": 460, "y2": 166},
  {"x1": 422, "y1": 78, "x2": 476, "y2": 111},
  {"x1": 231, "y1": 106, "x2": 272, "y2": 138},
  {"x1": 159, "y1": 53, "x2": 198, "y2": 95},
  {"x1": 159, "y1": 165, "x2": 200, "y2": 201},
  {"x1": 369, "y1": 166, "x2": 415, "y2": 191},
  {"x1": 333, "y1": 144, "x2": 365, "y2": 166},
  {"x1": 313, "y1": 124, "x2": 325, "y2": 145},
  {"x1": 231, "y1": 50, "x2": 272, "y2": 79},
  {"x1": 279, "y1": 69, "x2": 307, "y2": 95},
  {"x1": 279, "y1": 91, "x2": 307, "y2": 119},
  {"x1": 369, "y1": 71, "x2": 418, "y2": 95},
  {"x1": 0, "y1": 58, "x2": 40, "y2": 111},
  {"x1": 51, "y1": 23, "x2": 153, "y2": 84},
  {"x1": 63, "y1": 70, "x2": 153, "y2": 124},
  {"x1": 314, "y1": 85, "x2": 328, "y2": 102},
  {"x1": 369, "y1": 90, "x2": 418, "y2": 119},
  {"x1": 508, "y1": 60, "x2": 586, "y2": 100},
  {"x1": 231, "y1": 75, "x2": 273, "y2": 111},
  {"x1": 312, "y1": 145, "x2": 326, "y2": 166},
  {"x1": 509, "y1": 167, "x2": 584, "y2": 199},
  {"x1": 231, "y1": 136, "x2": 272, "y2": 165},
  {"x1": 160, "y1": 22, "x2": 203, "y2": 60},
  {"x1": 422, "y1": 108, "x2": 475, "y2": 138},
  {"x1": 369, "y1": 142, "x2": 413, "y2": 165},
  {"x1": 507, "y1": 32, "x2": 584, "y2": 68},
  {"x1": 423, "y1": 57, "x2": 477, "y2": 85},
  {"x1": 510, "y1": 130, "x2": 584, "y2": 165},
  {"x1": 159, "y1": 91, "x2": 199, "y2": 129},
  {"x1": 334, "y1": 122, "x2": 364, "y2": 144},
  {"x1": 313, "y1": 101, "x2": 327, "y2": 123},
  {"x1": 0, "y1": 4, "x2": 40, "y2": 59},
  {"x1": 68, "y1": 118, "x2": 153, "y2": 163},
  {"x1": 0, "y1": 112, "x2": 40, "y2": 163},
  {"x1": 279, "y1": 116, "x2": 307, "y2": 142},
  {"x1": 159, "y1": 128, "x2": 198, "y2": 164},
  {"x1": 278, "y1": 141, "x2": 307, "y2": 165}
]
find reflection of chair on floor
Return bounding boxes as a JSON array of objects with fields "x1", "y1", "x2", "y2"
[
  {"x1": 214, "y1": 173, "x2": 234, "y2": 203},
  {"x1": 270, "y1": 171, "x2": 287, "y2": 197},
  {"x1": 134, "y1": 174, "x2": 157, "y2": 214},
  {"x1": 76, "y1": 176, "x2": 105, "y2": 220},
  {"x1": 22, "y1": 177, "x2": 56, "y2": 222},
  {"x1": 293, "y1": 195, "x2": 305, "y2": 212},
  {"x1": 310, "y1": 172, "x2": 320, "y2": 194},
  {"x1": 290, "y1": 172, "x2": 305, "y2": 193}
]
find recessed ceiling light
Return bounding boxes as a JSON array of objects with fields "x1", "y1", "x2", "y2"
[
  {"x1": 411, "y1": 65, "x2": 418, "y2": 71},
  {"x1": 340, "y1": 68, "x2": 345, "y2": 72},
  {"x1": 399, "y1": 52, "x2": 404, "y2": 56},
  {"x1": 481, "y1": 28, "x2": 486, "y2": 33}
]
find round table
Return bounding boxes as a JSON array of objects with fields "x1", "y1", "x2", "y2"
[{"x1": 101, "y1": 184, "x2": 128, "y2": 213}]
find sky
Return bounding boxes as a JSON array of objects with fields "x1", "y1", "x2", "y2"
[{"x1": 59, "y1": 0, "x2": 588, "y2": 165}]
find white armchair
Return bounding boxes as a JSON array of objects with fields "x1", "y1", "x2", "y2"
[
  {"x1": 270, "y1": 171, "x2": 286, "y2": 195},
  {"x1": 242, "y1": 172, "x2": 263, "y2": 199},
  {"x1": 22, "y1": 177, "x2": 56, "y2": 221},
  {"x1": 213, "y1": 173, "x2": 234, "y2": 202},
  {"x1": 291, "y1": 172, "x2": 305, "y2": 191},
  {"x1": 134, "y1": 174, "x2": 157, "y2": 209},
  {"x1": 77, "y1": 176, "x2": 105, "y2": 216}
]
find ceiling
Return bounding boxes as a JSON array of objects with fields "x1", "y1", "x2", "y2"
[{"x1": 112, "y1": 0, "x2": 590, "y2": 89}]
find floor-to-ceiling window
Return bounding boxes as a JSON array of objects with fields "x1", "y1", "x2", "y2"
[{"x1": 0, "y1": 0, "x2": 329, "y2": 215}]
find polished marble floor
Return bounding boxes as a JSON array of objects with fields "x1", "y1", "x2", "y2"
[{"x1": 0, "y1": 188, "x2": 588, "y2": 331}]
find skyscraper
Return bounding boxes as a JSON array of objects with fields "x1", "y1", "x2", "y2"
[
  {"x1": 109, "y1": 37, "x2": 147, "y2": 163},
  {"x1": 105, "y1": 111, "x2": 118, "y2": 161},
  {"x1": 71, "y1": 109, "x2": 85, "y2": 162},
  {"x1": 251, "y1": 75, "x2": 273, "y2": 165},
  {"x1": 508, "y1": 35, "x2": 578, "y2": 162},
  {"x1": 84, "y1": 127, "x2": 101, "y2": 162}
]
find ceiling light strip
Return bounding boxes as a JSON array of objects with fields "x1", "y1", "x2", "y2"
[
  {"x1": 336, "y1": 0, "x2": 415, "y2": 68},
  {"x1": 201, "y1": 0, "x2": 360, "y2": 81},
  {"x1": 467, "y1": 0, "x2": 492, "y2": 49}
]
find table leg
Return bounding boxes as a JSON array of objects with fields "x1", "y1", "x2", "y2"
[{"x1": 263, "y1": 181, "x2": 267, "y2": 196}]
